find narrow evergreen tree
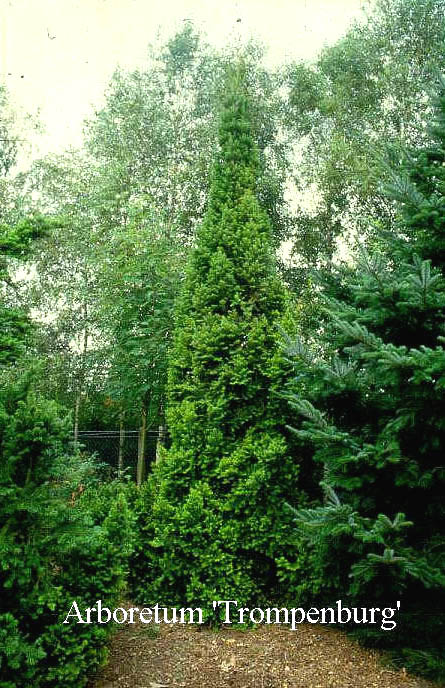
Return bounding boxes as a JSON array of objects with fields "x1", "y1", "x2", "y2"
[
  {"x1": 285, "y1": 79, "x2": 445, "y2": 680},
  {"x1": 132, "y1": 68, "x2": 305, "y2": 611}
]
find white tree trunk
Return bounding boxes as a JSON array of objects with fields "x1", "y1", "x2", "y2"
[
  {"x1": 156, "y1": 424, "x2": 166, "y2": 463},
  {"x1": 118, "y1": 410, "x2": 125, "y2": 476},
  {"x1": 136, "y1": 406, "x2": 147, "y2": 486}
]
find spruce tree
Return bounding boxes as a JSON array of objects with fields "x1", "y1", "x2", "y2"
[
  {"x1": 132, "y1": 68, "x2": 305, "y2": 611},
  {"x1": 285, "y1": 80, "x2": 445, "y2": 680}
]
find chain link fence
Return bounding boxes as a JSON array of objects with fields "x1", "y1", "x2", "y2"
[{"x1": 76, "y1": 430, "x2": 160, "y2": 481}]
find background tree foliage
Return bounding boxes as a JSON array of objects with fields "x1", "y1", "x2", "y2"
[
  {"x1": 85, "y1": 24, "x2": 293, "y2": 245},
  {"x1": 284, "y1": 0, "x2": 445, "y2": 268},
  {"x1": 99, "y1": 205, "x2": 183, "y2": 428}
]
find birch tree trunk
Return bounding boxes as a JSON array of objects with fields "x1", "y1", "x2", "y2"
[
  {"x1": 156, "y1": 424, "x2": 166, "y2": 463},
  {"x1": 118, "y1": 410, "x2": 125, "y2": 476},
  {"x1": 74, "y1": 303, "x2": 89, "y2": 446},
  {"x1": 136, "y1": 405, "x2": 147, "y2": 486},
  {"x1": 73, "y1": 394, "x2": 80, "y2": 445}
]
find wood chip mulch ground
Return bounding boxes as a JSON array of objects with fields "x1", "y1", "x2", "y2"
[{"x1": 88, "y1": 608, "x2": 439, "y2": 688}]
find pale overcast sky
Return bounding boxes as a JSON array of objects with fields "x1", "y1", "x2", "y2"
[{"x1": 1, "y1": 0, "x2": 368, "y2": 165}]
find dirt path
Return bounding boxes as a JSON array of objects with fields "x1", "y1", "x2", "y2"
[{"x1": 89, "y1": 614, "x2": 436, "y2": 688}]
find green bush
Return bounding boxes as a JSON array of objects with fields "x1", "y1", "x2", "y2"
[
  {"x1": 0, "y1": 385, "x2": 134, "y2": 688},
  {"x1": 0, "y1": 215, "x2": 136, "y2": 687}
]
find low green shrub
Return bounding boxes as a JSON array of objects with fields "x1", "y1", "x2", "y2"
[{"x1": 0, "y1": 386, "x2": 135, "y2": 688}]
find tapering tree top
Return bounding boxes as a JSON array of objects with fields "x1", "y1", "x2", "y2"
[
  {"x1": 207, "y1": 67, "x2": 260, "y2": 213},
  {"x1": 183, "y1": 66, "x2": 283, "y2": 319}
]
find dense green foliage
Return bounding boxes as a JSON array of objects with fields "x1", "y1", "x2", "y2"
[
  {"x1": 0, "y1": 219, "x2": 134, "y2": 687},
  {"x1": 0, "y1": 394, "x2": 134, "y2": 687},
  {"x1": 0, "y1": 217, "x2": 48, "y2": 365},
  {"x1": 98, "y1": 206, "x2": 183, "y2": 428},
  {"x1": 85, "y1": 26, "x2": 293, "y2": 245},
  {"x1": 3, "y1": 3, "x2": 445, "y2": 683},
  {"x1": 284, "y1": 79, "x2": 445, "y2": 680},
  {"x1": 130, "y1": 69, "x2": 307, "y2": 613}
]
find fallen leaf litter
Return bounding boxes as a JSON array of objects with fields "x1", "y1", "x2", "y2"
[{"x1": 89, "y1": 611, "x2": 436, "y2": 688}]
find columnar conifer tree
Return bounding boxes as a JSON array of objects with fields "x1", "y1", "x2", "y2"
[{"x1": 132, "y1": 68, "x2": 305, "y2": 611}]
